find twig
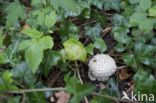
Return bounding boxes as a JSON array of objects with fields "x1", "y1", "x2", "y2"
[
  {"x1": 1, "y1": 87, "x2": 66, "y2": 94},
  {"x1": 0, "y1": 1, "x2": 10, "y2": 4},
  {"x1": 75, "y1": 61, "x2": 89, "y2": 103},
  {"x1": 117, "y1": 66, "x2": 127, "y2": 70},
  {"x1": 92, "y1": 92, "x2": 120, "y2": 103}
]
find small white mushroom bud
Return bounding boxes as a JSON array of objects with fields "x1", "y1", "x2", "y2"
[{"x1": 88, "y1": 54, "x2": 117, "y2": 81}]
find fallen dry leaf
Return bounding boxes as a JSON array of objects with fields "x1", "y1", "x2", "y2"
[
  {"x1": 20, "y1": 24, "x2": 31, "y2": 34},
  {"x1": 55, "y1": 91, "x2": 71, "y2": 103},
  {"x1": 119, "y1": 68, "x2": 131, "y2": 80}
]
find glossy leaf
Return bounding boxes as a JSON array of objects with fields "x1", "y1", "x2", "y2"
[
  {"x1": 94, "y1": 38, "x2": 107, "y2": 53},
  {"x1": 65, "y1": 73, "x2": 96, "y2": 103},
  {"x1": 50, "y1": 0, "x2": 78, "y2": 13},
  {"x1": 129, "y1": 12, "x2": 147, "y2": 26},
  {"x1": 85, "y1": 23, "x2": 102, "y2": 40},
  {"x1": 41, "y1": 50, "x2": 61, "y2": 77},
  {"x1": 112, "y1": 26, "x2": 131, "y2": 44},
  {"x1": 86, "y1": 43, "x2": 94, "y2": 55},
  {"x1": 103, "y1": 0, "x2": 120, "y2": 11}
]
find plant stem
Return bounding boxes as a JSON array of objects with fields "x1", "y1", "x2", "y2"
[{"x1": 1, "y1": 87, "x2": 66, "y2": 94}]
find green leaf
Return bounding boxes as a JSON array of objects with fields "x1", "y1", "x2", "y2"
[
  {"x1": 5, "y1": 0, "x2": 26, "y2": 29},
  {"x1": 92, "y1": 10, "x2": 107, "y2": 25},
  {"x1": 103, "y1": 0, "x2": 120, "y2": 11},
  {"x1": 2, "y1": 70, "x2": 13, "y2": 84},
  {"x1": 122, "y1": 53, "x2": 138, "y2": 68},
  {"x1": 149, "y1": 6, "x2": 156, "y2": 17},
  {"x1": 86, "y1": 44, "x2": 94, "y2": 55},
  {"x1": 129, "y1": 12, "x2": 147, "y2": 26},
  {"x1": 19, "y1": 36, "x2": 53, "y2": 74},
  {"x1": 134, "y1": 42, "x2": 156, "y2": 67},
  {"x1": 63, "y1": 38, "x2": 87, "y2": 62},
  {"x1": 138, "y1": 18, "x2": 154, "y2": 31},
  {"x1": 129, "y1": 0, "x2": 140, "y2": 4},
  {"x1": 25, "y1": 41, "x2": 43, "y2": 74},
  {"x1": 139, "y1": 0, "x2": 151, "y2": 11},
  {"x1": 0, "y1": 53, "x2": 6, "y2": 64},
  {"x1": 91, "y1": 0, "x2": 103, "y2": 9},
  {"x1": 5, "y1": 96, "x2": 21, "y2": 103},
  {"x1": 0, "y1": 29, "x2": 3, "y2": 47},
  {"x1": 59, "y1": 22, "x2": 79, "y2": 42},
  {"x1": 38, "y1": 36, "x2": 54, "y2": 50},
  {"x1": 45, "y1": 11, "x2": 56, "y2": 29},
  {"x1": 31, "y1": 0, "x2": 42, "y2": 6},
  {"x1": 65, "y1": 73, "x2": 95, "y2": 103},
  {"x1": 85, "y1": 23, "x2": 102, "y2": 40},
  {"x1": 50, "y1": 0, "x2": 78, "y2": 13},
  {"x1": 112, "y1": 26, "x2": 131, "y2": 44},
  {"x1": 91, "y1": 79, "x2": 120, "y2": 103},
  {"x1": 41, "y1": 50, "x2": 61, "y2": 77},
  {"x1": 133, "y1": 69, "x2": 156, "y2": 96},
  {"x1": 112, "y1": 14, "x2": 129, "y2": 27},
  {"x1": 4, "y1": 40, "x2": 21, "y2": 67},
  {"x1": 22, "y1": 29, "x2": 43, "y2": 39},
  {"x1": 11, "y1": 62, "x2": 37, "y2": 87},
  {"x1": 114, "y1": 43, "x2": 125, "y2": 52},
  {"x1": 94, "y1": 38, "x2": 107, "y2": 53}
]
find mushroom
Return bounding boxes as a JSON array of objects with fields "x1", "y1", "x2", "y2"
[{"x1": 88, "y1": 54, "x2": 117, "y2": 81}]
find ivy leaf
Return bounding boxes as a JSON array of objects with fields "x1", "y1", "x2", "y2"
[
  {"x1": 5, "y1": 0, "x2": 26, "y2": 29},
  {"x1": 139, "y1": 0, "x2": 151, "y2": 11},
  {"x1": 94, "y1": 38, "x2": 107, "y2": 53},
  {"x1": 129, "y1": 0, "x2": 140, "y2": 4},
  {"x1": 129, "y1": 12, "x2": 147, "y2": 26},
  {"x1": 45, "y1": 11, "x2": 57, "y2": 29},
  {"x1": 122, "y1": 53, "x2": 138, "y2": 68},
  {"x1": 138, "y1": 18, "x2": 153, "y2": 31},
  {"x1": 91, "y1": 79, "x2": 120, "y2": 103},
  {"x1": 11, "y1": 62, "x2": 37, "y2": 87},
  {"x1": 59, "y1": 22, "x2": 79, "y2": 42},
  {"x1": 112, "y1": 26, "x2": 131, "y2": 44},
  {"x1": 0, "y1": 29, "x2": 3, "y2": 47},
  {"x1": 133, "y1": 69, "x2": 156, "y2": 96},
  {"x1": 65, "y1": 73, "x2": 95, "y2": 103},
  {"x1": 92, "y1": 10, "x2": 107, "y2": 25},
  {"x1": 149, "y1": 6, "x2": 156, "y2": 17},
  {"x1": 31, "y1": 0, "x2": 42, "y2": 6},
  {"x1": 114, "y1": 43, "x2": 125, "y2": 52},
  {"x1": 134, "y1": 42, "x2": 156, "y2": 67},
  {"x1": 0, "y1": 53, "x2": 6, "y2": 64},
  {"x1": 91, "y1": 0, "x2": 103, "y2": 9},
  {"x1": 86, "y1": 44, "x2": 94, "y2": 55},
  {"x1": 85, "y1": 23, "x2": 102, "y2": 40},
  {"x1": 103, "y1": 0, "x2": 120, "y2": 11},
  {"x1": 41, "y1": 50, "x2": 61, "y2": 77},
  {"x1": 4, "y1": 40, "x2": 21, "y2": 67},
  {"x1": 50, "y1": 0, "x2": 78, "y2": 13},
  {"x1": 63, "y1": 38, "x2": 87, "y2": 62},
  {"x1": 112, "y1": 14, "x2": 129, "y2": 27},
  {"x1": 22, "y1": 28, "x2": 43, "y2": 39}
]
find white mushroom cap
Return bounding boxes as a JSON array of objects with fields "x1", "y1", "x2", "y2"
[{"x1": 88, "y1": 54, "x2": 117, "y2": 81}]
